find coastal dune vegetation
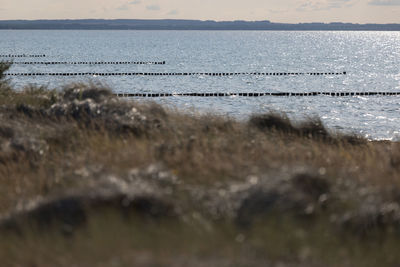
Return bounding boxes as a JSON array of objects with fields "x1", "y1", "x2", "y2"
[{"x1": 1, "y1": 61, "x2": 400, "y2": 266}]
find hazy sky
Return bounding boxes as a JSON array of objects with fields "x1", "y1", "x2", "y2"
[{"x1": 0, "y1": 0, "x2": 399, "y2": 23}]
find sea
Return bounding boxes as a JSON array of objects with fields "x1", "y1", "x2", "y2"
[{"x1": 0, "y1": 30, "x2": 399, "y2": 140}]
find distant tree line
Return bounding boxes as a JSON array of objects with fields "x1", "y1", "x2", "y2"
[{"x1": 0, "y1": 19, "x2": 399, "y2": 31}]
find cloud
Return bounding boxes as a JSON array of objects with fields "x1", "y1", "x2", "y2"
[
  {"x1": 297, "y1": 0, "x2": 353, "y2": 11},
  {"x1": 369, "y1": 0, "x2": 400, "y2": 5},
  {"x1": 167, "y1": 9, "x2": 179, "y2": 15},
  {"x1": 146, "y1": 4, "x2": 160, "y2": 11}
]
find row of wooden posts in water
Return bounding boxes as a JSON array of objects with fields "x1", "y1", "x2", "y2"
[
  {"x1": 0, "y1": 54, "x2": 46, "y2": 57},
  {"x1": 5, "y1": 72, "x2": 347, "y2": 76},
  {"x1": 115, "y1": 91, "x2": 400, "y2": 97},
  {"x1": 9, "y1": 61, "x2": 166, "y2": 65}
]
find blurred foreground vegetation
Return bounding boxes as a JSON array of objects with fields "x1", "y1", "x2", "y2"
[{"x1": 1, "y1": 61, "x2": 400, "y2": 266}]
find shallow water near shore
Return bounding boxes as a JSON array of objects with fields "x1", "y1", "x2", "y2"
[{"x1": 1, "y1": 30, "x2": 399, "y2": 139}]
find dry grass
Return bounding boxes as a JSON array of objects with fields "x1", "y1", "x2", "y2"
[{"x1": 1, "y1": 63, "x2": 400, "y2": 266}]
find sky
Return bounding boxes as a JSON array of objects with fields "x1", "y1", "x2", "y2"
[{"x1": 0, "y1": 0, "x2": 399, "y2": 23}]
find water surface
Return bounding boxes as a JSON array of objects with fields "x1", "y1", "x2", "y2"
[{"x1": 1, "y1": 30, "x2": 399, "y2": 139}]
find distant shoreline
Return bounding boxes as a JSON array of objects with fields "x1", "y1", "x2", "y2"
[{"x1": 1, "y1": 19, "x2": 399, "y2": 31}]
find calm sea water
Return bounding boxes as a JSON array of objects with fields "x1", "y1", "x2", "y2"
[{"x1": 1, "y1": 30, "x2": 400, "y2": 139}]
